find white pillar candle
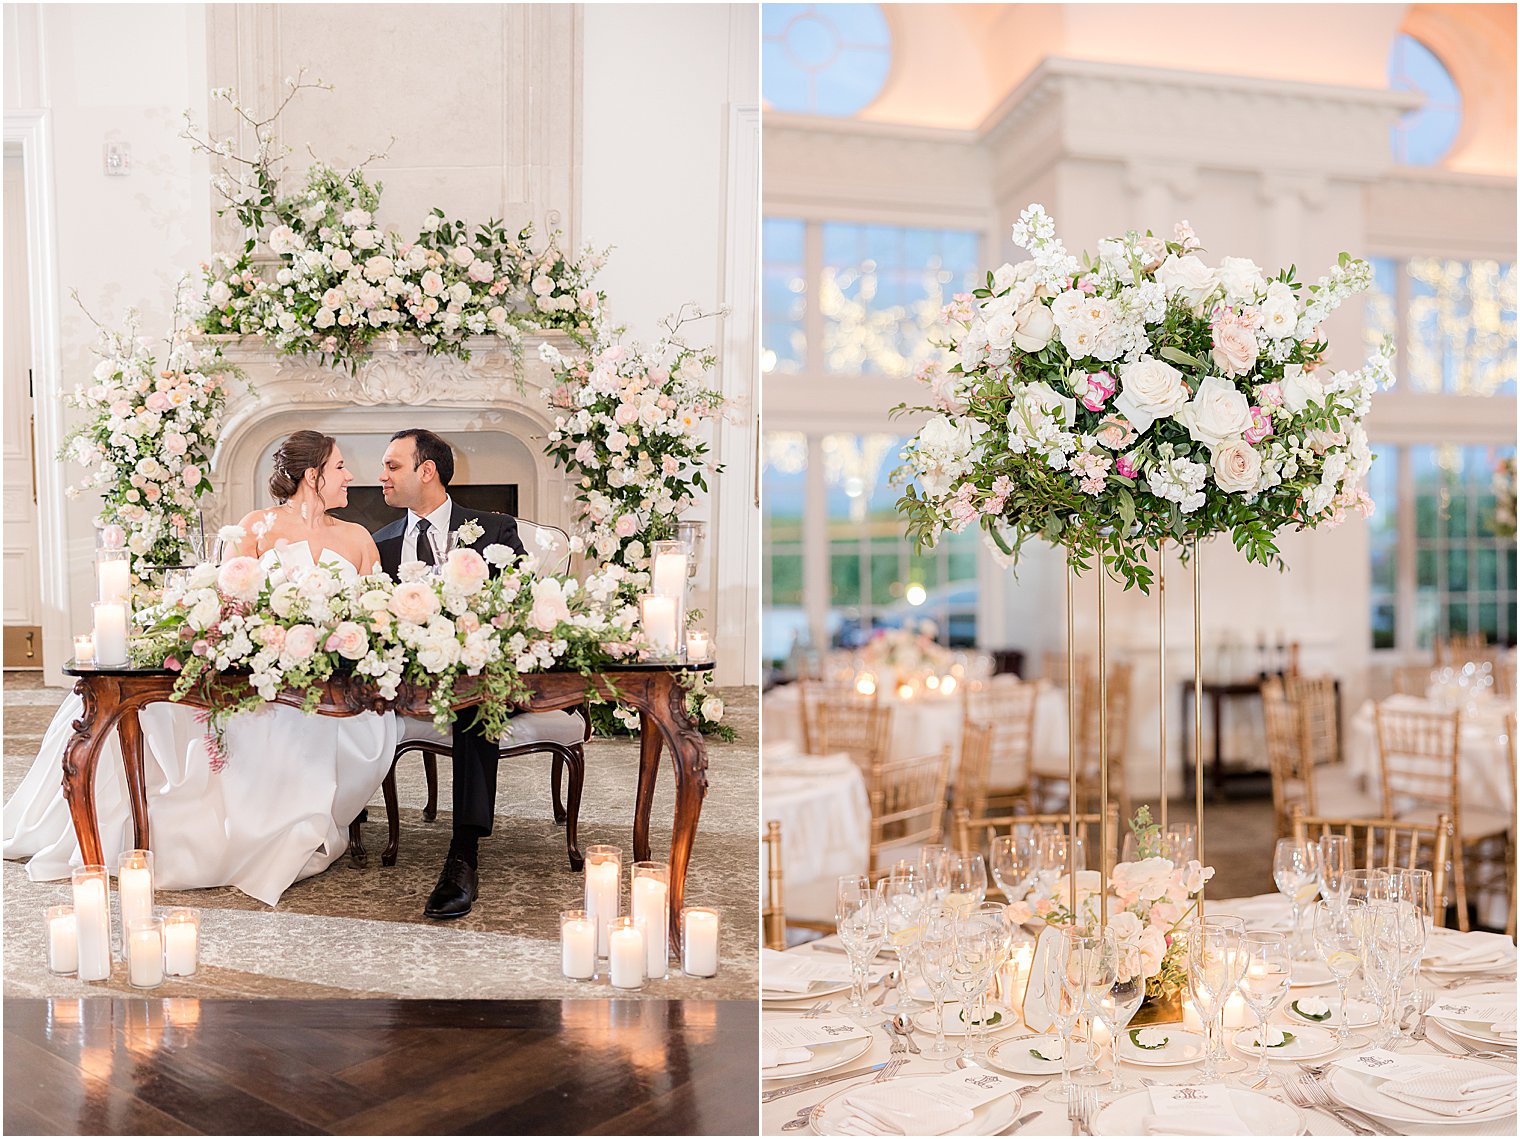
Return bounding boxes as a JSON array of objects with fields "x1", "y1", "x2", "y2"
[
  {"x1": 561, "y1": 912, "x2": 596, "y2": 980},
  {"x1": 641, "y1": 596, "x2": 678, "y2": 655},
  {"x1": 685, "y1": 631, "x2": 709, "y2": 662},
  {"x1": 73, "y1": 635, "x2": 95, "y2": 664},
  {"x1": 118, "y1": 856, "x2": 154, "y2": 936},
  {"x1": 47, "y1": 908, "x2": 78, "y2": 974},
  {"x1": 1223, "y1": 989, "x2": 1251, "y2": 1029},
  {"x1": 651, "y1": 552, "x2": 686, "y2": 598},
  {"x1": 99, "y1": 557, "x2": 131, "y2": 605},
  {"x1": 585, "y1": 854, "x2": 621, "y2": 957},
  {"x1": 127, "y1": 922, "x2": 164, "y2": 988},
  {"x1": 683, "y1": 908, "x2": 720, "y2": 977},
  {"x1": 632, "y1": 875, "x2": 669, "y2": 978},
  {"x1": 609, "y1": 920, "x2": 646, "y2": 989},
  {"x1": 72, "y1": 871, "x2": 112, "y2": 982},
  {"x1": 162, "y1": 914, "x2": 199, "y2": 977},
  {"x1": 93, "y1": 603, "x2": 128, "y2": 667}
]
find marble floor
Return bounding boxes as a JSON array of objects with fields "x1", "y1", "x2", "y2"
[{"x1": 2, "y1": 672, "x2": 759, "y2": 1000}]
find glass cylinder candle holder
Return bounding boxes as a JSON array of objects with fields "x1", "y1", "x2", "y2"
[
  {"x1": 561, "y1": 908, "x2": 597, "y2": 980},
  {"x1": 162, "y1": 908, "x2": 200, "y2": 977},
  {"x1": 675, "y1": 520, "x2": 706, "y2": 577},
  {"x1": 682, "y1": 906, "x2": 720, "y2": 977},
  {"x1": 96, "y1": 547, "x2": 131, "y2": 605},
  {"x1": 73, "y1": 634, "x2": 96, "y2": 665},
  {"x1": 584, "y1": 844, "x2": 622, "y2": 958},
  {"x1": 639, "y1": 594, "x2": 684, "y2": 662},
  {"x1": 117, "y1": 849, "x2": 154, "y2": 938},
  {"x1": 649, "y1": 540, "x2": 689, "y2": 599},
  {"x1": 71, "y1": 866, "x2": 112, "y2": 982},
  {"x1": 126, "y1": 918, "x2": 165, "y2": 989},
  {"x1": 46, "y1": 905, "x2": 78, "y2": 975},
  {"x1": 92, "y1": 602, "x2": 129, "y2": 667},
  {"x1": 685, "y1": 630, "x2": 710, "y2": 663},
  {"x1": 608, "y1": 916, "x2": 647, "y2": 990},
  {"x1": 631, "y1": 862, "x2": 670, "y2": 980}
]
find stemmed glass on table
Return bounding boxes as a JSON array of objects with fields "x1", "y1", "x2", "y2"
[
  {"x1": 944, "y1": 917, "x2": 1001, "y2": 1070},
  {"x1": 944, "y1": 852, "x2": 988, "y2": 918},
  {"x1": 1237, "y1": 930, "x2": 1292, "y2": 1090},
  {"x1": 1273, "y1": 837, "x2": 1322, "y2": 962},
  {"x1": 915, "y1": 912, "x2": 958, "y2": 1060},
  {"x1": 836, "y1": 875, "x2": 886, "y2": 1022},
  {"x1": 1358, "y1": 900, "x2": 1407, "y2": 1048},
  {"x1": 1388, "y1": 869, "x2": 1434, "y2": 1049},
  {"x1": 1312, "y1": 900, "x2": 1369, "y2": 1049},
  {"x1": 881, "y1": 868, "x2": 928, "y2": 1015},
  {"x1": 1040, "y1": 927, "x2": 1091, "y2": 1103},
  {"x1": 990, "y1": 832, "x2": 1037, "y2": 903},
  {"x1": 918, "y1": 843, "x2": 952, "y2": 912},
  {"x1": 1187, "y1": 918, "x2": 1249, "y2": 1080},
  {"x1": 1317, "y1": 833, "x2": 1351, "y2": 914},
  {"x1": 1087, "y1": 927, "x2": 1143, "y2": 1100}
]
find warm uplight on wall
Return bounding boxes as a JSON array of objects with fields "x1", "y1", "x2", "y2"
[{"x1": 905, "y1": 583, "x2": 927, "y2": 606}]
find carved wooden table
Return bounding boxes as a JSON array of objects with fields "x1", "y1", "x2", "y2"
[{"x1": 60, "y1": 660, "x2": 714, "y2": 947}]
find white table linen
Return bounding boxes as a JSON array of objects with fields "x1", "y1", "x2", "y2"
[
  {"x1": 762, "y1": 743, "x2": 870, "y2": 916},
  {"x1": 1344, "y1": 695, "x2": 1515, "y2": 815}
]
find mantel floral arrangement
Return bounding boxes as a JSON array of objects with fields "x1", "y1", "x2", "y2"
[
  {"x1": 897, "y1": 204, "x2": 1393, "y2": 591},
  {"x1": 132, "y1": 541, "x2": 642, "y2": 760},
  {"x1": 1011, "y1": 808, "x2": 1214, "y2": 995},
  {"x1": 61, "y1": 300, "x2": 241, "y2": 579},
  {"x1": 182, "y1": 76, "x2": 606, "y2": 371}
]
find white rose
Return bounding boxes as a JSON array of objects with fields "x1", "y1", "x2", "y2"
[
  {"x1": 700, "y1": 696, "x2": 725, "y2": 721},
  {"x1": 314, "y1": 308, "x2": 336, "y2": 329},
  {"x1": 468, "y1": 259, "x2": 494, "y2": 283},
  {"x1": 268, "y1": 225, "x2": 301, "y2": 255},
  {"x1": 1012, "y1": 299, "x2": 1056, "y2": 353},
  {"x1": 421, "y1": 271, "x2": 444, "y2": 298},
  {"x1": 342, "y1": 208, "x2": 372, "y2": 228},
  {"x1": 448, "y1": 281, "x2": 471, "y2": 305},
  {"x1": 1177, "y1": 375, "x2": 1252, "y2": 447},
  {"x1": 449, "y1": 245, "x2": 475, "y2": 268},
  {"x1": 1017, "y1": 381, "x2": 1077, "y2": 429},
  {"x1": 363, "y1": 255, "x2": 395, "y2": 283},
  {"x1": 330, "y1": 249, "x2": 354, "y2": 272},
  {"x1": 1259, "y1": 281, "x2": 1297, "y2": 338},
  {"x1": 990, "y1": 263, "x2": 1019, "y2": 292},
  {"x1": 207, "y1": 280, "x2": 232, "y2": 307},
  {"x1": 1114, "y1": 357, "x2": 1189, "y2": 433},
  {"x1": 1211, "y1": 438, "x2": 1263, "y2": 493},
  {"x1": 1280, "y1": 364, "x2": 1326, "y2": 413},
  {"x1": 1217, "y1": 256, "x2": 1266, "y2": 303},
  {"x1": 1153, "y1": 254, "x2": 1220, "y2": 312},
  {"x1": 350, "y1": 228, "x2": 379, "y2": 251},
  {"x1": 1210, "y1": 322, "x2": 1259, "y2": 378},
  {"x1": 531, "y1": 274, "x2": 555, "y2": 297},
  {"x1": 486, "y1": 305, "x2": 508, "y2": 327}
]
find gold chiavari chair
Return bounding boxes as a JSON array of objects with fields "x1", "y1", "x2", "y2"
[
  {"x1": 951, "y1": 721, "x2": 996, "y2": 823},
  {"x1": 1029, "y1": 662, "x2": 1133, "y2": 822},
  {"x1": 1290, "y1": 805, "x2": 1452, "y2": 927},
  {"x1": 1374, "y1": 701, "x2": 1509, "y2": 932},
  {"x1": 1262, "y1": 675, "x2": 1314, "y2": 838},
  {"x1": 762, "y1": 820, "x2": 833, "y2": 949},
  {"x1": 1496, "y1": 658, "x2": 1516, "y2": 701},
  {"x1": 868, "y1": 747, "x2": 952, "y2": 878},
  {"x1": 808, "y1": 695, "x2": 893, "y2": 774},
  {"x1": 1264, "y1": 675, "x2": 1377, "y2": 835},
  {"x1": 1507, "y1": 713, "x2": 1516, "y2": 940},
  {"x1": 1285, "y1": 673, "x2": 1341, "y2": 767},
  {"x1": 1393, "y1": 665, "x2": 1435, "y2": 697},
  {"x1": 798, "y1": 680, "x2": 874, "y2": 755},
  {"x1": 950, "y1": 806, "x2": 1120, "y2": 888},
  {"x1": 1435, "y1": 632, "x2": 1495, "y2": 669},
  {"x1": 962, "y1": 678, "x2": 1040, "y2": 811}
]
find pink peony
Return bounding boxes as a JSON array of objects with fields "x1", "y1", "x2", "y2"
[
  {"x1": 216, "y1": 556, "x2": 266, "y2": 602},
  {"x1": 282, "y1": 624, "x2": 318, "y2": 662},
  {"x1": 389, "y1": 581, "x2": 441, "y2": 625}
]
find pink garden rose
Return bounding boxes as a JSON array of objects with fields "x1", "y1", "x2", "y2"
[
  {"x1": 182, "y1": 464, "x2": 202, "y2": 488},
  {"x1": 613, "y1": 514, "x2": 638, "y2": 538},
  {"x1": 389, "y1": 581, "x2": 441, "y2": 625},
  {"x1": 1076, "y1": 370, "x2": 1116, "y2": 413},
  {"x1": 1243, "y1": 406, "x2": 1273, "y2": 445},
  {"x1": 145, "y1": 391, "x2": 171, "y2": 413},
  {"x1": 325, "y1": 621, "x2": 369, "y2": 661},
  {"x1": 216, "y1": 556, "x2": 266, "y2": 603},
  {"x1": 1115, "y1": 452, "x2": 1140, "y2": 480},
  {"x1": 528, "y1": 578, "x2": 572, "y2": 632},
  {"x1": 441, "y1": 547, "x2": 489, "y2": 595},
  {"x1": 282, "y1": 624, "x2": 319, "y2": 663}
]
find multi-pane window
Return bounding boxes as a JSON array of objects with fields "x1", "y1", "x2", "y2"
[
  {"x1": 1365, "y1": 256, "x2": 1517, "y2": 396},
  {"x1": 1387, "y1": 34, "x2": 1463, "y2": 167},
  {"x1": 763, "y1": 218, "x2": 806, "y2": 375},
  {"x1": 762, "y1": 4, "x2": 891, "y2": 117},
  {"x1": 762, "y1": 432, "x2": 808, "y2": 663}
]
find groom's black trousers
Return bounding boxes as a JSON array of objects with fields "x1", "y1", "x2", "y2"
[{"x1": 451, "y1": 709, "x2": 499, "y2": 834}]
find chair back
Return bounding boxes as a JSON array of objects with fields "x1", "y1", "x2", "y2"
[
  {"x1": 964, "y1": 677, "x2": 1040, "y2": 795},
  {"x1": 868, "y1": 747, "x2": 952, "y2": 876},
  {"x1": 1285, "y1": 673, "x2": 1340, "y2": 766},
  {"x1": 1392, "y1": 665, "x2": 1434, "y2": 697},
  {"x1": 1262, "y1": 675, "x2": 1315, "y2": 835},
  {"x1": 951, "y1": 806, "x2": 1119, "y2": 882},
  {"x1": 1435, "y1": 632, "x2": 1495, "y2": 669},
  {"x1": 951, "y1": 721, "x2": 995, "y2": 821},
  {"x1": 814, "y1": 698, "x2": 892, "y2": 772},
  {"x1": 1290, "y1": 806, "x2": 1451, "y2": 926},
  {"x1": 763, "y1": 820, "x2": 786, "y2": 951},
  {"x1": 515, "y1": 518, "x2": 572, "y2": 576},
  {"x1": 798, "y1": 680, "x2": 873, "y2": 755},
  {"x1": 1373, "y1": 702, "x2": 1461, "y2": 817}
]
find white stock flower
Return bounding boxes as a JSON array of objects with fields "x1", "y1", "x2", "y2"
[{"x1": 911, "y1": 415, "x2": 983, "y2": 498}]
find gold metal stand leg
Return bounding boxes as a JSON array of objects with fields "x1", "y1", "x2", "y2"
[
  {"x1": 1158, "y1": 548, "x2": 1167, "y2": 832},
  {"x1": 1098, "y1": 559, "x2": 1108, "y2": 929},
  {"x1": 1067, "y1": 563, "x2": 1078, "y2": 922},
  {"x1": 1193, "y1": 538, "x2": 1205, "y2": 918}
]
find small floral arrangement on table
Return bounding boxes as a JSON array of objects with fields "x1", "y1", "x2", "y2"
[
  {"x1": 857, "y1": 619, "x2": 956, "y2": 689},
  {"x1": 131, "y1": 538, "x2": 642, "y2": 763},
  {"x1": 1494, "y1": 456, "x2": 1516, "y2": 538},
  {"x1": 182, "y1": 75, "x2": 606, "y2": 370},
  {"x1": 1011, "y1": 807, "x2": 1214, "y2": 996},
  {"x1": 896, "y1": 204, "x2": 1393, "y2": 591},
  {"x1": 60, "y1": 301, "x2": 241, "y2": 580}
]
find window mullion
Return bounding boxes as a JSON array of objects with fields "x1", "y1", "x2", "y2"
[{"x1": 803, "y1": 222, "x2": 825, "y2": 377}]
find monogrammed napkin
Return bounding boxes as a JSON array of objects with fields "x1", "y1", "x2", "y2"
[
  {"x1": 837, "y1": 1069, "x2": 1017, "y2": 1135},
  {"x1": 1139, "y1": 1084, "x2": 1251, "y2": 1135}
]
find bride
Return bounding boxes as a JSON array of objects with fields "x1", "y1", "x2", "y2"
[{"x1": 3, "y1": 430, "x2": 399, "y2": 906}]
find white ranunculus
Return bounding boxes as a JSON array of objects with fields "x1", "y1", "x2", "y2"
[
  {"x1": 1178, "y1": 375, "x2": 1251, "y2": 447},
  {"x1": 1211, "y1": 437, "x2": 1263, "y2": 493},
  {"x1": 1217, "y1": 256, "x2": 1266, "y2": 303},
  {"x1": 1280, "y1": 364, "x2": 1326, "y2": 413},
  {"x1": 1114, "y1": 357, "x2": 1189, "y2": 433},
  {"x1": 1153, "y1": 254, "x2": 1220, "y2": 312}
]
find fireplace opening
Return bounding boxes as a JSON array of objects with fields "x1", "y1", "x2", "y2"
[{"x1": 330, "y1": 484, "x2": 521, "y2": 533}]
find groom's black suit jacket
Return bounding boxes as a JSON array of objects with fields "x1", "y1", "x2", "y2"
[{"x1": 373, "y1": 500, "x2": 526, "y2": 836}]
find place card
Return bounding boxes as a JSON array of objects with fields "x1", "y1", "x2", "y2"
[
  {"x1": 1427, "y1": 998, "x2": 1517, "y2": 1027},
  {"x1": 1331, "y1": 1048, "x2": 1443, "y2": 1082},
  {"x1": 763, "y1": 1016, "x2": 871, "y2": 1052},
  {"x1": 760, "y1": 948, "x2": 881, "y2": 988},
  {"x1": 1142, "y1": 1084, "x2": 1249, "y2": 1134}
]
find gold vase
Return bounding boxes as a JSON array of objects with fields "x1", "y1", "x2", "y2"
[{"x1": 1130, "y1": 984, "x2": 1185, "y2": 1027}]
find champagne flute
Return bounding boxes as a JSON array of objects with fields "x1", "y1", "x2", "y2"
[
  {"x1": 1359, "y1": 901, "x2": 1404, "y2": 1048},
  {"x1": 1312, "y1": 900, "x2": 1369, "y2": 1049},
  {"x1": 1089, "y1": 927, "x2": 1142, "y2": 1099},
  {"x1": 1388, "y1": 870, "x2": 1433, "y2": 1048},
  {"x1": 1272, "y1": 838, "x2": 1321, "y2": 961},
  {"x1": 1238, "y1": 931, "x2": 1292, "y2": 1090},
  {"x1": 1187, "y1": 920, "x2": 1245, "y2": 1082},
  {"x1": 882, "y1": 870, "x2": 927, "y2": 1015},
  {"x1": 1040, "y1": 927, "x2": 1089, "y2": 1103},
  {"x1": 915, "y1": 912, "x2": 957, "y2": 1059},
  {"x1": 1317, "y1": 833, "x2": 1351, "y2": 915},
  {"x1": 944, "y1": 852, "x2": 987, "y2": 917},
  {"x1": 918, "y1": 844, "x2": 951, "y2": 914},
  {"x1": 945, "y1": 918, "x2": 999, "y2": 1069},
  {"x1": 835, "y1": 875, "x2": 885, "y2": 1022}
]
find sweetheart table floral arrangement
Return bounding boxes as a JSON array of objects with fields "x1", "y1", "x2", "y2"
[{"x1": 898, "y1": 204, "x2": 1392, "y2": 591}]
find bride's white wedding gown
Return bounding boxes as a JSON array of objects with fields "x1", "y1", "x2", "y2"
[{"x1": 2, "y1": 542, "x2": 398, "y2": 906}]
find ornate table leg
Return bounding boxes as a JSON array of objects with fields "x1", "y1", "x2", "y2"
[
  {"x1": 638, "y1": 673, "x2": 710, "y2": 951},
  {"x1": 634, "y1": 713, "x2": 663, "y2": 864},
  {"x1": 61, "y1": 678, "x2": 119, "y2": 868},
  {"x1": 116, "y1": 707, "x2": 150, "y2": 853}
]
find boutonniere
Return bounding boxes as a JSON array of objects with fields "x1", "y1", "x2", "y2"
[{"x1": 455, "y1": 519, "x2": 484, "y2": 545}]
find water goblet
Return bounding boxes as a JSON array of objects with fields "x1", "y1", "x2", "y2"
[
  {"x1": 1040, "y1": 927, "x2": 1090, "y2": 1103},
  {"x1": 882, "y1": 870, "x2": 928, "y2": 1015},
  {"x1": 1238, "y1": 931, "x2": 1292, "y2": 1090},
  {"x1": 945, "y1": 918, "x2": 1000, "y2": 1069},
  {"x1": 835, "y1": 875, "x2": 886, "y2": 1022},
  {"x1": 1273, "y1": 838, "x2": 1321, "y2": 960},
  {"x1": 990, "y1": 833, "x2": 1034, "y2": 904},
  {"x1": 944, "y1": 852, "x2": 987, "y2": 917},
  {"x1": 1088, "y1": 927, "x2": 1143, "y2": 1100},
  {"x1": 915, "y1": 913, "x2": 957, "y2": 1060},
  {"x1": 1187, "y1": 920, "x2": 1247, "y2": 1081},
  {"x1": 918, "y1": 844, "x2": 951, "y2": 913},
  {"x1": 1312, "y1": 900, "x2": 1369, "y2": 1050},
  {"x1": 1317, "y1": 833, "x2": 1351, "y2": 914}
]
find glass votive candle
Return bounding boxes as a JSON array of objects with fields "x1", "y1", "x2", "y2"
[
  {"x1": 71, "y1": 865, "x2": 112, "y2": 982},
  {"x1": 649, "y1": 540, "x2": 688, "y2": 598},
  {"x1": 162, "y1": 908, "x2": 200, "y2": 977},
  {"x1": 608, "y1": 916, "x2": 646, "y2": 990},
  {"x1": 631, "y1": 862, "x2": 670, "y2": 980},
  {"x1": 73, "y1": 635, "x2": 96, "y2": 665},
  {"x1": 682, "y1": 906, "x2": 720, "y2": 977},
  {"x1": 584, "y1": 845, "x2": 621, "y2": 958},
  {"x1": 561, "y1": 908, "x2": 597, "y2": 980},
  {"x1": 46, "y1": 905, "x2": 78, "y2": 975},
  {"x1": 126, "y1": 918, "x2": 165, "y2": 989},
  {"x1": 685, "y1": 630, "x2": 710, "y2": 662},
  {"x1": 117, "y1": 849, "x2": 154, "y2": 937}
]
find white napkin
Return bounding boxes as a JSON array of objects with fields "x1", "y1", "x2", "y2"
[
  {"x1": 761, "y1": 948, "x2": 861, "y2": 992},
  {"x1": 1385, "y1": 1070, "x2": 1515, "y2": 1117},
  {"x1": 837, "y1": 1085, "x2": 975, "y2": 1136},
  {"x1": 1139, "y1": 1085, "x2": 1252, "y2": 1136},
  {"x1": 1424, "y1": 931, "x2": 1515, "y2": 967},
  {"x1": 761, "y1": 1043, "x2": 813, "y2": 1069}
]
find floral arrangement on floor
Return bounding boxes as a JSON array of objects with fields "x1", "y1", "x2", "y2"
[
  {"x1": 857, "y1": 620, "x2": 956, "y2": 689},
  {"x1": 1494, "y1": 456, "x2": 1516, "y2": 538},
  {"x1": 1010, "y1": 807, "x2": 1214, "y2": 994},
  {"x1": 61, "y1": 301, "x2": 241, "y2": 579},
  {"x1": 132, "y1": 541, "x2": 641, "y2": 761},
  {"x1": 181, "y1": 76, "x2": 606, "y2": 370},
  {"x1": 897, "y1": 204, "x2": 1393, "y2": 591}
]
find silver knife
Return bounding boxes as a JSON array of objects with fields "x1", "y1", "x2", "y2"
[
  {"x1": 996, "y1": 1111, "x2": 1043, "y2": 1135},
  {"x1": 760, "y1": 1062, "x2": 889, "y2": 1102}
]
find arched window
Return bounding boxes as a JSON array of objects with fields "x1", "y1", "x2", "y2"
[
  {"x1": 762, "y1": 4, "x2": 891, "y2": 116},
  {"x1": 1388, "y1": 34, "x2": 1463, "y2": 166}
]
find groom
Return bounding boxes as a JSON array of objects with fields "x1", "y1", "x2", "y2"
[{"x1": 375, "y1": 428, "x2": 525, "y2": 919}]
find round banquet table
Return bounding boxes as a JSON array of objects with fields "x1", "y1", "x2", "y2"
[
  {"x1": 761, "y1": 893, "x2": 1518, "y2": 1136},
  {"x1": 763, "y1": 682, "x2": 1071, "y2": 786},
  {"x1": 761, "y1": 743, "x2": 871, "y2": 920},
  {"x1": 1345, "y1": 695, "x2": 1516, "y2": 816}
]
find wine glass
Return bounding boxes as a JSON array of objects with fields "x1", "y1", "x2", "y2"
[
  {"x1": 1317, "y1": 833, "x2": 1351, "y2": 915},
  {"x1": 1187, "y1": 920, "x2": 1246, "y2": 1082},
  {"x1": 945, "y1": 918, "x2": 1000, "y2": 1069},
  {"x1": 1088, "y1": 927, "x2": 1142, "y2": 1099},
  {"x1": 882, "y1": 870, "x2": 927, "y2": 1015},
  {"x1": 990, "y1": 833, "x2": 1034, "y2": 903},
  {"x1": 969, "y1": 902, "x2": 1011, "y2": 1054},
  {"x1": 1345, "y1": 867, "x2": 1393, "y2": 907},
  {"x1": 1237, "y1": 931, "x2": 1292, "y2": 1090},
  {"x1": 1164, "y1": 822, "x2": 1198, "y2": 863},
  {"x1": 944, "y1": 852, "x2": 987, "y2": 917},
  {"x1": 915, "y1": 912, "x2": 957, "y2": 1060},
  {"x1": 835, "y1": 875, "x2": 886, "y2": 1022},
  {"x1": 1040, "y1": 927, "x2": 1089, "y2": 1103},
  {"x1": 1388, "y1": 870, "x2": 1433, "y2": 1048},
  {"x1": 1272, "y1": 838, "x2": 1321, "y2": 961},
  {"x1": 918, "y1": 844, "x2": 951, "y2": 913},
  {"x1": 1312, "y1": 900, "x2": 1369, "y2": 1049},
  {"x1": 1358, "y1": 901, "x2": 1405, "y2": 1048}
]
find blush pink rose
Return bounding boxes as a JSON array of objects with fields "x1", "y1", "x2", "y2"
[
  {"x1": 324, "y1": 620, "x2": 369, "y2": 660},
  {"x1": 182, "y1": 465, "x2": 202, "y2": 488},
  {"x1": 216, "y1": 556, "x2": 266, "y2": 602},
  {"x1": 145, "y1": 391, "x2": 171, "y2": 413},
  {"x1": 282, "y1": 624, "x2": 319, "y2": 662},
  {"x1": 441, "y1": 547, "x2": 489, "y2": 595},
  {"x1": 1243, "y1": 406, "x2": 1273, "y2": 444},
  {"x1": 662, "y1": 455, "x2": 680, "y2": 476},
  {"x1": 613, "y1": 514, "x2": 638, "y2": 538},
  {"x1": 1256, "y1": 382, "x2": 1284, "y2": 408},
  {"x1": 456, "y1": 612, "x2": 481, "y2": 634},
  {"x1": 389, "y1": 581, "x2": 441, "y2": 624}
]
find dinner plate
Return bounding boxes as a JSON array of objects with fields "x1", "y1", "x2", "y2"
[
  {"x1": 1328, "y1": 1062, "x2": 1518, "y2": 1125},
  {"x1": 1285, "y1": 996, "x2": 1378, "y2": 1028},
  {"x1": 912, "y1": 1001, "x2": 1019, "y2": 1037},
  {"x1": 984, "y1": 1032, "x2": 1096, "y2": 1076},
  {"x1": 1091, "y1": 1086, "x2": 1306, "y2": 1136},
  {"x1": 1228, "y1": 1023, "x2": 1338, "y2": 1061},
  {"x1": 1429, "y1": 985, "x2": 1518, "y2": 1048},
  {"x1": 809, "y1": 1074, "x2": 1021, "y2": 1136},
  {"x1": 1116, "y1": 1027, "x2": 1208, "y2": 1066},
  {"x1": 761, "y1": 1033, "x2": 873, "y2": 1081},
  {"x1": 761, "y1": 980, "x2": 852, "y2": 1002},
  {"x1": 1288, "y1": 960, "x2": 1335, "y2": 987}
]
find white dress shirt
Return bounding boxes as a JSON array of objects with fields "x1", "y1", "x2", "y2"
[{"x1": 401, "y1": 497, "x2": 454, "y2": 565}]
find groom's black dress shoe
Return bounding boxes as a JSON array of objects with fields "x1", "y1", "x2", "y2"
[{"x1": 424, "y1": 856, "x2": 477, "y2": 919}]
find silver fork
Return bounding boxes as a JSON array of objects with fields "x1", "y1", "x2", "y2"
[
  {"x1": 1282, "y1": 1074, "x2": 1375, "y2": 1136},
  {"x1": 1294, "y1": 1073, "x2": 1397, "y2": 1136},
  {"x1": 778, "y1": 1057, "x2": 908, "y2": 1131},
  {"x1": 1409, "y1": 988, "x2": 1432, "y2": 1042}
]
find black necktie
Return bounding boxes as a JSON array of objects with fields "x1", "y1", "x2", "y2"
[{"x1": 415, "y1": 517, "x2": 436, "y2": 567}]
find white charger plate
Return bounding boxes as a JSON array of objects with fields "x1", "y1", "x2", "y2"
[
  {"x1": 1286, "y1": 996, "x2": 1378, "y2": 1028},
  {"x1": 1229, "y1": 1023, "x2": 1338, "y2": 1061},
  {"x1": 761, "y1": 980, "x2": 853, "y2": 1002},
  {"x1": 912, "y1": 1001, "x2": 1018, "y2": 1038},
  {"x1": 1289, "y1": 960, "x2": 1335, "y2": 987},
  {"x1": 1092, "y1": 1086, "x2": 1306, "y2": 1136},
  {"x1": 809, "y1": 1074, "x2": 1021, "y2": 1136},
  {"x1": 761, "y1": 1033, "x2": 873, "y2": 1081},
  {"x1": 1116, "y1": 1027, "x2": 1208, "y2": 1066},
  {"x1": 1328, "y1": 1062, "x2": 1518, "y2": 1125},
  {"x1": 1429, "y1": 985, "x2": 1518, "y2": 1049},
  {"x1": 984, "y1": 1033, "x2": 1096, "y2": 1076}
]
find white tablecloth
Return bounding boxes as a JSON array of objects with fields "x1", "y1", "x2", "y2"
[
  {"x1": 762, "y1": 743, "x2": 870, "y2": 918},
  {"x1": 1345, "y1": 695, "x2": 1516, "y2": 815},
  {"x1": 762, "y1": 894, "x2": 1518, "y2": 1136}
]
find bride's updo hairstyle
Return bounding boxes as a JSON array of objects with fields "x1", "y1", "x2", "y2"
[{"x1": 269, "y1": 430, "x2": 338, "y2": 503}]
